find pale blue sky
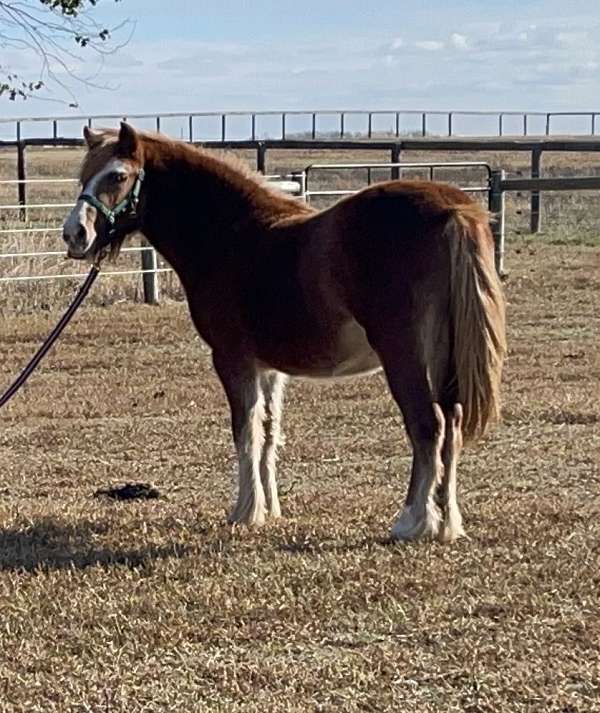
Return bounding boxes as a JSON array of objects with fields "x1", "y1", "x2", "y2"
[{"x1": 2, "y1": 0, "x2": 600, "y2": 119}]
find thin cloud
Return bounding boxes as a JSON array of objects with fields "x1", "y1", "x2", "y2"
[
  {"x1": 414, "y1": 40, "x2": 444, "y2": 51},
  {"x1": 555, "y1": 31, "x2": 590, "y2": 47},
  {"x1": 450, "y1": 33, "x2": 469, "y2": 50}
]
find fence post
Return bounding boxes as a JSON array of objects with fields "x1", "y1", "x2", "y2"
[
  {"x1": 291, "y1": 171, "x2": 307, "y2": 201},
  {"x1": 390, "y1": 144, "x2": 401, "y2": 179},
  {"x1": 257, "y1": 142, "x2": 267, "y2": 173},
  {"x1": 530, "y1": 148, "x2": 542, "y2": 233},
  {"x1": 489, "y1": 169, "x2": 506, "y2": 276},
  {"x1": 140, "y1": 238, "x2": 160, "y2": 304},
  {"x1": 17, "y1": 141, "x2": 26, "y2": 221}
]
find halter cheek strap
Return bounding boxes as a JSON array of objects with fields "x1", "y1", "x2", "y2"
[{"x1": 79, "y1": 168, "x2": 145, "y2": 228}]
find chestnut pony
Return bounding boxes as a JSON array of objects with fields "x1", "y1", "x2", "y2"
[{"x1": 63, "y1": 122, "x2": 505, "y2": 542}]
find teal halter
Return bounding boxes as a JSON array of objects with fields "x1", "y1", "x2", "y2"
[{"x1": 79, "y1": 168, "x2": 145, "y2": 228}]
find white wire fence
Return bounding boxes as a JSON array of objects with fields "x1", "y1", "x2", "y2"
[
  {"x1": 0, "y1": 173, "x2": 304, "y2": 305},
  {"x1": 0, "y1": 175, "x2": 160, "y2": 296}
]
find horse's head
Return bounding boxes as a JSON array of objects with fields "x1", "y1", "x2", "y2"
[{"x1": 63, "y1": 122, "x2": 145, "y2": 260}]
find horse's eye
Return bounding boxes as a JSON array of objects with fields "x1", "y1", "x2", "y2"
[{"x1": 111, "y1": 172, "x2": 127, "y2": 183}]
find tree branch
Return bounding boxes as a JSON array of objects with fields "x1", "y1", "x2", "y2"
[{"x1": 0, "y1": 0, "x2": 134, "y2": 105}]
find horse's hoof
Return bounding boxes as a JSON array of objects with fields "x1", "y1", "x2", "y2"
[
  {"x1": 437, "y1": 511, "x2": 466, "y2": 543},
  {"x1": 391, "y1": 504, "x2": 440, "y2": 541},
  {"x1": 228, "y1": 503, "x2": 267, "y2": 528},
  {"x1": 263, "y1": 498, "x2": 281, "y2": 520}
]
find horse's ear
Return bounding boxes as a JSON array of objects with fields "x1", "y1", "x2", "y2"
[
  {"x1": 83, "y1": 126, "x2": 105, "y2": 149},
  {"x1": 117, "y1": 122, "x2": 141, "y2": 159}
]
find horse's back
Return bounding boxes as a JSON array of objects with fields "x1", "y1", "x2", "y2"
[{"x1": 331, "y1": 179, "x2": 479, "y2": 242}]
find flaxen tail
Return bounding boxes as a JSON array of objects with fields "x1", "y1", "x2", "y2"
[{"x1": 446, "y1": 203, "x2": 506, "y2": 442}]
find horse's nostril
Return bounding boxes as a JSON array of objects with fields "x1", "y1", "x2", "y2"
[{"x1": 63, "y1": 225, "x2": 87, "y2": 247}]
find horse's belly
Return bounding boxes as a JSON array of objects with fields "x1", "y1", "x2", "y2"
[
  {"x1": 322, "y1": 344, "x2": 382, "y2": 379},
  {"x1": 264, "y1": 320, "x2": 382, "y2": 379}
]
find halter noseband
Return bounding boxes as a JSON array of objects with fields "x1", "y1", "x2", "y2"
[{"x1": 79, "y1": 168, "x2": 145, "y2": 230}]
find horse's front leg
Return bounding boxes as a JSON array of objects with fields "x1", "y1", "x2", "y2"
[
  {"x1": 212, "y1": 354, "x2": 267, "y2": 526},
  {"x1": 259, "y1": 371, "x2": 287, "y2": 518}
]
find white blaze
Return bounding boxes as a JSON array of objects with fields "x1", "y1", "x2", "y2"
[{"x1": 63, "y1": 159, "x2": 128, "y2": 255}]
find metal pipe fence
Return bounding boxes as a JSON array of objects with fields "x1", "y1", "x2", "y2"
[
  {"x1": 303, "y1": 161, "x2": 491, "y2": 200},
  {"x1": 2, "y1": 109, "x2": 600, "y2": 143}
]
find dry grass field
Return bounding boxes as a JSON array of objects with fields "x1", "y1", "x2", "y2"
[
  {"x1": 0, "y1": 235, "x2": 599, "y2": 711},
  {"x1": 0, "y1": 141, "x2": 599, "y2": 711}
]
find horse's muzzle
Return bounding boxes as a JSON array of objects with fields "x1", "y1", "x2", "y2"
[{"x1": 63, "y1": 224, "x2": 93, "y2": 260}]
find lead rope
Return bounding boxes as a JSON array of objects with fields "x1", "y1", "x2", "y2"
[{"x1": 0, "y1": 258, "x2": 103, "y2": 410}]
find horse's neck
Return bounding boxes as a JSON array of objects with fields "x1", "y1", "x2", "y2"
[{"x1": 139, "y1": 154, "x2": 290, "y2": 275}]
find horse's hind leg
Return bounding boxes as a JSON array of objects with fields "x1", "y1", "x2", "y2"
[
  {"x1": 372, "y1": 334, "x2": 445, "y2": 541},
  {"x1": 212, "y1": 354, "x2": 267, "y2": 526},
  {"x1": 436, "y1": 404, "x2": 466, "y2": 543},
  {"x1": 259, "y1": 371, "x2": 287, "y2": 518},
  {"x1": 391, "y1": 397, "x2": 445, "y2": 541}
]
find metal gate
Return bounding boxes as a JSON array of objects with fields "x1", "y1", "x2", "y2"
[{"x1": 301, "y1": 161, "x2": 507, "y2": 273}]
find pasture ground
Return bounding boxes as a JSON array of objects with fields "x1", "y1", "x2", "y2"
[{"x1": 0, "y1": 236, "x2": 599, "y2": 712}]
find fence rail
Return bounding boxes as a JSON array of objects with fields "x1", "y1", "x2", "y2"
[{"x1": 2, "y1": 109, "x2": 600, "y2": 142}]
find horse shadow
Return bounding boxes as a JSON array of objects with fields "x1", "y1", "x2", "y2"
[{"x1": 0, "y1": 517, "x2": 189, "y2": 572}]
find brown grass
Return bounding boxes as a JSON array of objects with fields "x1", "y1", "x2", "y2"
[{"x1": 0, "y1": 238, "x2": 599, "y2": 712}]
